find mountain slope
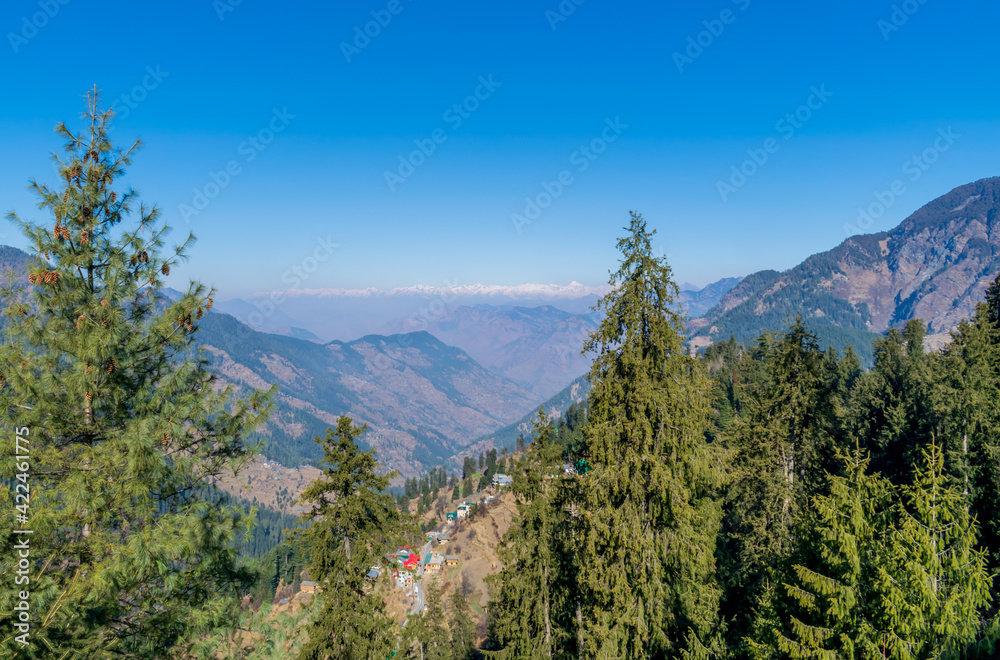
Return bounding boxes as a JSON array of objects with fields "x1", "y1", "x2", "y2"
[
  {"x1": 460, "y1": 373, "x2": 591, "y2": 459},
  {"x1": 0, "y1": 244, "x2": 542, "y2": 477},
  {"x1": 678, "y1": 277, "x2": 743, "y2": 317},
  {"x1": 690, "y1": 177, "x2": 1000, "y2": 353},
  {"x1": 195, "y1": 313, "x2": 540, "y2": 475},
  {"x1": 383, "y1": 304, "x2": 599, "y2": 399}
]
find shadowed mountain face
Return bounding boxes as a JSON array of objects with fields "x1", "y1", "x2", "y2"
[
  {"x1": 384, "y1": 304, "x2": 599, "y2": 399},
  {"x1": 678, "y1": 277, "x2": 743, "y2": 318},
  {"x1": 690, "y1": 177, "x2": 1000, "y2": 354},
  {"x1": 375, "y1": 279, "x2": 741, "y2": 401},
  {"x1": 0, "y1": 244, "x2": 542, "y2": 476},
  {"x1": 194, "y1": 314, "x2": 540, "y2": 475}
]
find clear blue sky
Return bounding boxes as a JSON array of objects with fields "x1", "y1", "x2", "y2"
[{"x1": 2, "y1": 0, "x2": 999, "y2": 297}]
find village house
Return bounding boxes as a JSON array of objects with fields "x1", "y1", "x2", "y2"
[
  {"x1": 300, "y1": 581, "x2": 318, "y2": 594},
  {"x1": 445, "y1": 555, "x2": 460, "y2": 566},
  {"x1": 492, "y1": 473, "x2": 513, "y2": 488},
  {"x1": 424, "y1": 554, "x2": 444, "y2": 575},
  {"x1": 437, "y1": 533, "x2": 450, "y2": 545}
]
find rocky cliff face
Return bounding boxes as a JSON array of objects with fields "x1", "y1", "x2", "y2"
[{"x1": 693, "y1": 177, "x2": 1000, "y2": 350}]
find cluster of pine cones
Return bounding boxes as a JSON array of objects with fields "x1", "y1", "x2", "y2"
[{"x1": 28, "y1": 271, "x2": 60, "y2": 285}]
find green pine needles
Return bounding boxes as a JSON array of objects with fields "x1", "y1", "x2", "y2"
[{"x1": 0, "y1": 91, "x2": 274, "y2": 657}]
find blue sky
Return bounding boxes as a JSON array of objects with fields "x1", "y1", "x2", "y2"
[{"x1": 2, "y1": 0, "x2": 998, "y2": 297}]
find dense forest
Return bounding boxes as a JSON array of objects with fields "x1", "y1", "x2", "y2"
[
  {"x1": 4, "y1": 95, "x2": 1000, "y2": 659},
  {"x1": 483, "y1": 215, "x2": 1000, "y2": 658}
]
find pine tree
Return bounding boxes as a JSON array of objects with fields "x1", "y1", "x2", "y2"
[
  {"x1": 487, "y1": 408, "x2": 577, "y2": 658},
  {"x1": 0, "y1": 91, "x2": 273, "y2": 657},
  {"x1": 935, "y1": 305, "x2": 1000, "y2": 572},
  {"x1": 877, "y1": 441, "x2": 993, "y2": 659},
  {"x1": 294, "y1": 417, "x2": 407, "y2": 659},
  {"x1": 576, "y1": 212, "x2": 726, "y2": 657},
  {"x1": 776, "y1": 447, "x2": 892, "y2": 659},
  {"x1": 720, "y1": 320, "x2": 836, "y2": 647},
  {"x1": 848, "y1": 320, "x2": 936, "y2": 486},
  {"x1": 408, "y1": 581, "x2": 450, "y2": 660},
  {"x1": 450, "y1": 587, "x2": 476, "y2": 660}
]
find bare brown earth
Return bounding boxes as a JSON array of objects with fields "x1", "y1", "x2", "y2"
[{"x1": 214, "y1": 456, "x2": 320, "y2": 515}]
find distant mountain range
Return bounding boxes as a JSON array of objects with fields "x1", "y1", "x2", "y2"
[
  {"x1": 3, "y1": 176, "x2": 997, "y2": 476},
  {"x1": 215, "y1": 279, "x2": 741, "y2": 401},
  {"x1": 461, "y1": 374, "x2": 591, "y2": 461},
  {"x1": 689, "y1": 177, "x2": 1000, "y2": 358},
  {"x1": 192, "y1": 313, "x2": 539, "y2": 475},
  {"x1": 678, "y1": 277, "x2": 743, "y2": 317},
  {"x1": 219, "y1": 282, "x2": 610, "y2": 342},
  {"x1": 382, "y1": 304, "x2": 599, "y2": 399}
]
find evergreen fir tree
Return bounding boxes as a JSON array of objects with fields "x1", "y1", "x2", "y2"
[
  {"x1": 876, "y1": 441, "x2": 993, "y2": 659},
  {"x1": 450, "y1": 587, "x2": 476, "y2": 660},
  {"x1": 776, "y1": 447, "x2": 892, "y2": 659},
  {"x1": 848, "y1": 320, "x2": 936, "y2": 486},
  {"x1": 576, "y1": 212, "x2": 726, "y2": 657},
  {"x1": 294, "y1": 417, "x2": 407, "y2": 659},
  {"x1": 408, "y1": 581, "x2": 450, "y2": 660},
  {"x1": 0, "y1": 91, "x2": 273, "y2": 657},
  {"x1": 936, "y1": 306, "x2": 1000, "y2": 572},
  {"x1": 487, "y1": 408, "x2": 577, "y2": 658},
  {"x1": 720, "y1": 320, "x2": 836, "y2": 647}
]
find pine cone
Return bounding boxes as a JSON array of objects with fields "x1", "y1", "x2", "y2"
[
  {"x1": 81, "y1": 230, "x2": 89, "y2": 245},
  {"x1": 106, "y1": 358, "x2": 116, "y2": 374},
  {"x1": 109, "y1": 192, "x2": 117, "y2": 204},
  {"x1": 77, "y1": 314, "x2": 85, "y2": 329},
  {"x1": 196, "y1": 308, "x2": 203, "y2": 320},
  {"x1": 252, "y1": 402, "x2": 258, "y2": 412},
  {"x1": 140, "y1": 251, "x2": 148, "y2": 263},
  {"x1": 53, "y1": 226, "x2": 60, "y2": 239},
  {"x1": 85, "y1": 363, "x2": 91, "y2": 374},
  {"x1": 206, "y1": 297, "x2": 214, "y2": 310},
  {"x1": 28, "y1": 273, "x2": 35, "y2": 285},
  {"x1": 161, "y1": 264, "x2": 170, "y2": 276},
  {"x1": 85, "y1": 390, "x2": 92, "y2": 403},
  {"x1": 101, "y1": 299, "x2": 108, "y2": 308}
]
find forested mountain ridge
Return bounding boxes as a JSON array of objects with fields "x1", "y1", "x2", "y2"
[
  {"x1": 678, "y1": 275, "x2": 743, "y2": 317},
  {"x1": 690, "y1": 177, "x2": 1000, "y2": 352},
  {"x1": 0, "y1": 244, "x2": 541, "y2": 476},
  {"x1": 384, "y1": 304, "x2": 598, "y2": 399},
  {"x1": 187, "y1": 313, "x2": 540, "y2": 476}
]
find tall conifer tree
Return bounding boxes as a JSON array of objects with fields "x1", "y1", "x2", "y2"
[
  {"x1": 576, "y1": 212, "x2": 725, "y2": 657},
  {"x1": 0, "y1": 91, "x2": 273, "y2": 657},
  {"x1": 776, "y1": 448, "x2": 892, "y2": 659},
  {"x1": 487, "y1": 408, "x2": 578, "y2": 658},
  {"x1": 877, "y1": 442, "x2": 993, "y2": 659},
  {"x1": 295, "y1": 417, "x2": 406, "y2": 659}
]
